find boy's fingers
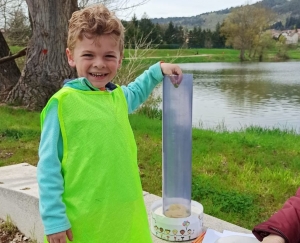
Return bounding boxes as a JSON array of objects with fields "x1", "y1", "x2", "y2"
[
  {"x1": 59, "y1": 236, "x2": 66, "y2": 243},
  {"x1": 66, "y1": 229, "x2": 73, "y2": 241},
  {"x1": 173, "y1": 66, "x2": 182, "y2": 75},
  {"x1": 47, "y1": 231, "x2": 69, "y2": 243},
  {"x1": 169, "y1": 74, "x2": 183, "y2": 87},
  {"x1": 54, "y1": 237, "x2": 64, "y2": 243},
  {"x1": 161, "y1": 63, "x2": 182, "y2": 76}
]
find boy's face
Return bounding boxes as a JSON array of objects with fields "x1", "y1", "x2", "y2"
[{"x1": 66, "y1": 34, "x2": 123, "y2": 89}]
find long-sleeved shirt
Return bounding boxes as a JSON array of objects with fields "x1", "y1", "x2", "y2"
[
  {"x1": 252, "y1": 187, "x2": 300, "y2": 243},
  {"x1": 37, "y1": 62, "x2": 163, "y2": 235}
]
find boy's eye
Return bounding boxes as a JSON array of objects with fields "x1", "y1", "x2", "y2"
[
  {"x1": 82, "y1": 54, "x2": 93, "y2": 57},
  {"x1": 106, "y1": 55, "x2": 116, "y2": 58}
]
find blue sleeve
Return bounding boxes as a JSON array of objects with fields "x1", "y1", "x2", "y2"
[
  {"x1": 37, "y1": 100, "x2": 71, "y2": 235},
  {"x1": 121, "y1": 62, "x2": 164, "y2": 113}
]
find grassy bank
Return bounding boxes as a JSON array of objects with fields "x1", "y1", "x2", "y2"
[
  {"x1": 9, "y1": 46, "x2": 300, "y2": 70},
  {"x1": 124, "y1": 47, "x2": 300, "y2": 63},
  {"x1": 1, "y1": 105, "x2": 299, "y2": 230}
]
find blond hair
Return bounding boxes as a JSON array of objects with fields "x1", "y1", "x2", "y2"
[{"x1": 67, "y1": 4, "x2": 124, "y2": 53}]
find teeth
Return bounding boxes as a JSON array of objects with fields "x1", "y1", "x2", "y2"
[{"x1": 91, "y1": 73, "x2": 105, "y2": 77}]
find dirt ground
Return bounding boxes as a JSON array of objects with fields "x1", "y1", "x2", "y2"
[{"x1": 0, "y1": 218, "x2": 33, "y2": 243}]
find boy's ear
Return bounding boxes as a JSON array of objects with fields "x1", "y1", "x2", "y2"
[{"x1": 66, "y1": 48, "x2": 76, "y2": 68}]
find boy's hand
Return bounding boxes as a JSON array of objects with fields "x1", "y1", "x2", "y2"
[
  {"x1": 47, "y1": 228, "x2": 73, "y2": 243},
  {"x1": 160, "y1": 63, "x2": 182, "y2": 76},
  {"x1": 262, "y1": 234, "x2": 285, "y2": 243},
  {"x1": 160, "y1": 63, "x2": 183, "y2": 87}
]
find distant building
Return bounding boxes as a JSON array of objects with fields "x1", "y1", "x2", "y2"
[
  {"x1": 271, "y1": 29, "x2": 299, "y2": 45},
  {"x1": 281, "y1": 29, "x2": 298, "y2": 44}
]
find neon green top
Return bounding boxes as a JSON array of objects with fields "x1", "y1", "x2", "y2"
[{"x1": 41, "y1": 86, "x2": 152, "y2": 243}]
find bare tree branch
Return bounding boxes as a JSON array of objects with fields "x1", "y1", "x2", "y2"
[
  {"x1": 77, "y1": 0, "x2": 149, "y2": 18},
  {"x1": 0, "y1": 47, "x2": 26, "y2": 64},
  {"x1": 0, "y1": 0, "x2": 25, "y2": 29}
]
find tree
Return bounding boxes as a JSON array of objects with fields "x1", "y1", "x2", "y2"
[
  {"x1": 276, "y1": 34, "x2": 288, "y2": 59},
  {"x1": 5, "y1": 0, "x2": 78, "y2": 109},
  {"x1": 220, "y1": 4, "x2": 276, "y2": 61},
  {"x1": 0, "y1": 0, "x2": 24, "y2": 30},
  {"x1": 0, "y1": 31, "x2": 21, "y2": 101},
  {"x1": 187, "y1": 27, "x2": 206, "y2": 48},
  {"x1": 6, "y1": 9, "x2": 31, "y2": 46},
  {"x1": 271, "y1": 21, "x2": 284, "y2": 30},
  {"x1": 153, "y1": 23, "x2": 163, "y2": 45},
  {"x1": 212, "y1": 22, "x2": 226, "y2": 48},
  {"x1": 2, "y1": 0, "x2": 150, "y2": 110},
  {"x1": 188, "y1": 27, "x2": 198, "y2": 48},
  {"x1": 253, "y1": 30, "x2": 275, "y2": 61},
  {"x1": 203, "y1": 29, "x2": 213, "y2": 48},
  {"x1": 139, "y1": 13, "x2": 157, "y2": 43},
  {"x1": 174, "y1": 25, "x2": 184, "y2": 45},
  {"x1": 164, "y1": 21, "x2": 176, "y2": 44}
]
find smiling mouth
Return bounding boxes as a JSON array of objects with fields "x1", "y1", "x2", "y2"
[{"x1": 90, "y1": 73, "x2": 107, "y2": 77}]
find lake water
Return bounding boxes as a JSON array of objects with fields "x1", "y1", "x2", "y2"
[{"x1": 156, "y1": 61, "x2": 300, "y2": 132}]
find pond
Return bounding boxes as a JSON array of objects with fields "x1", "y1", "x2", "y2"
[{"x1": 157, "y1": 61, "x2": 300, "y2": 132}]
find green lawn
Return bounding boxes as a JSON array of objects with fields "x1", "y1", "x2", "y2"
[{"x1": 9, "y1": 46, "x2": 300, "y2": 68}]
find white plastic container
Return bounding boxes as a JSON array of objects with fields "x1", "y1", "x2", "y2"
[{"x1": 151, "y1": 199, "x2": 204, "y2": 241}]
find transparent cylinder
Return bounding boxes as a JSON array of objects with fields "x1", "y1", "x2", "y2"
[{"x1": 162, "y1": 74, "x2": 193, "y2": 218}]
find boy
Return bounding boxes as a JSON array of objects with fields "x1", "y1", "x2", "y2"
[{"x1": 37, "y1": 3, "x2": 182, "y2": 243}]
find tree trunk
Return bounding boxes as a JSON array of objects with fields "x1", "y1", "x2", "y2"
[
  {"x1": 239, "y1": 49, "x2": 245, "y2": 62},
  {"x1": 6, "y1": 0, "x2": 78, "y2": 110},
  {"x1": 0, "y1": 31, "x2": 21, "y2": 102}
]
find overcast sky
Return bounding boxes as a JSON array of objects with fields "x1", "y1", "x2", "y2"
[{"x1": 120, "y1": 0, "x2": 262, "y2": 20}]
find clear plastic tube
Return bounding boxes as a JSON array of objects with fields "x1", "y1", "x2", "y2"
[{"x1": 162, "y1": 74, "x2": 193, "y2": 218}]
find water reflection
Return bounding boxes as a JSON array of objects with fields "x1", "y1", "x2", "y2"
[{"x1": 161, "y1": 62, "x2": 300, "y2": 132}]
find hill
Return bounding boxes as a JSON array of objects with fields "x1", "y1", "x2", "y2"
[{"x1": 150, "y1": 0, "x2": 300, "y2": 30}]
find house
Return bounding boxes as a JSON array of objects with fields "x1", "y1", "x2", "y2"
[
  {"x1": 281, "y1": 29, "x2": 298, "y2": 44},
  {"x1": 271, "y1": 29, "x2": 299, "y2": 45}
]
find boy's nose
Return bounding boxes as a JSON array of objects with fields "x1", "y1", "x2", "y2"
[{"x1": 94, "y1": 58, "x2": 106, "y2": 68}]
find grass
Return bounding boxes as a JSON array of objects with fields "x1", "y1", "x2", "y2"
[
  {"x1": 0, "y1": 105, "x2": 40, "y2": 167},
  {"x1": 189, "y1": 126, "x2": 300, "y2": 228},
  {"x1": 0, "y1": 216, "x2": 18, "y2": 235},
  {"x1": 0, "y1": 215, "x2": 37, "y2": 243},
  {"x1": 124, "y1": 47, "x2": 300, "y2": 63},
  {"x1": 7, "y1": 45, "x2": 27, "y2": 71},
  {"x1": 1, "y1": 105, "x2": 298, "y2": 230},
  {"x1": 9, "y1": 46, "x2": 300, "y2": 71},
  {"x1": 131, "y1": 115, "x2": 300, "y2": 229},
  {"x1": 287, "y1": 48, "x2": 300, "y2": 59}
]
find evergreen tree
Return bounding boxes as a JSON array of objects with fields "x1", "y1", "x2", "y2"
[
  {"x1": 164, "y1": 21, "x2": 176, "y2": 44},
  {"x1": 187, "y1": 27, "x2": 198, "y2": 48},
  {"x1": 204, "y1": 29, "x2": 213, "y2": 48},
  {"x1": 173, "y1": 25, "x2": 184, "y2": 45},
  {"x1": 212, "y1": 22, "x2": 226, "y2": 48},
  {"x1": 139, "y1": 13, "x2": 157, "y2": 43}
]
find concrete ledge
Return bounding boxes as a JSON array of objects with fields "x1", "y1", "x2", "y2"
[
  {"x1": 0, "y1": 163, "x2": 251, "y2": 243},
  {"x1": 0, "y1": 163, "x2": 43, "y2": 242}
]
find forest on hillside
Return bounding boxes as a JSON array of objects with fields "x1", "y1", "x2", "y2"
[{"x1": 150, "y1": 0, "x2": 300, "y2": 30}]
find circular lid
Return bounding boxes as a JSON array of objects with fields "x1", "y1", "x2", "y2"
[{"x1": 215, "y1": 235, "x2": 260, "y2": 243}]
